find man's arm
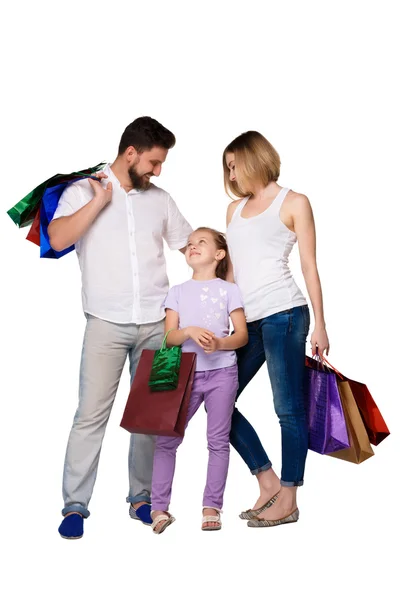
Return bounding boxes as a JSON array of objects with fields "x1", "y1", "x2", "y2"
[
  {"x1": 48, "y1": 177, "x2": 112, "y2": 252},
  {"x1": 164, "y1": 195, "x2": 192, "y2": 253}
]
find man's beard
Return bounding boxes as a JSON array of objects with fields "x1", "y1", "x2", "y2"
[{"x1": 128, "y1": 164, "x2": 151, "y2": 191}]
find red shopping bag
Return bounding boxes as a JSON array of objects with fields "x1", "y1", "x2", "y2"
[
  {"x1": 347, "y1": 379, "x2": 390, "y2": 446},
  {"x1": 120, "y1": 350, "x2": 197, "y2": 437}
]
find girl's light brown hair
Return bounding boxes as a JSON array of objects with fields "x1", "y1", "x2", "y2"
[
  {"x1": 195, "y1": 227, "x2": 229, "y2": 281},
  {"x1": 223, "y1": 131, "x2": 280, "y2": 200}
]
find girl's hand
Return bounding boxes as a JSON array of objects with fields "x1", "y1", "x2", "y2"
[
  {"x1": 185, "y1": 326, "x2": 215, "y2": 349},
  {"x1": 203, "y1": 337, "x2": 221, "y2": 354},
  {"x1": 311, "y1": 326, "x2": 330, "y2": 356}
]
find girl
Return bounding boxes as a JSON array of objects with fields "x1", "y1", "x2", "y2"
[
  {"x1": 224, "y1": 131, "x2": 330, "y2": 527},
  {"x1": 150, "y1": 227, "x2": 248, "y2": 534}
]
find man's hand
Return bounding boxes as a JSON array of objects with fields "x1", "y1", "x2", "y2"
[
  {"x1": 88, "y1": 172, "x2": 113, "y2": 209},
  {"x1": 185, "y1": 326, "x2": 215, "y2": 349}
]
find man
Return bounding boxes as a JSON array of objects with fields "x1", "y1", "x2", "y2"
[{"x1": 48, "y1": 117, "x2": 192, "y2": 539}]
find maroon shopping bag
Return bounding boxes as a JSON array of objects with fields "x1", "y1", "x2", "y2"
[
  {"x1": 347, "y1": 379, "x2": 390, "y2": 446},
  {"x1": 120, "y1": 350, "x2": 197, "y2": 437}
]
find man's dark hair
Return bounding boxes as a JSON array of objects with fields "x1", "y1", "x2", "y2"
[{"x1": 118, "y1": 116, "x2": 176, "y2": 155}]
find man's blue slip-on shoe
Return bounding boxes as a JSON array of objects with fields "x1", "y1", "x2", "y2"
[
  {"x1": 129, "y1": 503, "x2": 152, "y2": 526},
  {"x1": 58, "y1": 513, "x2": 84, "y2": 539}
]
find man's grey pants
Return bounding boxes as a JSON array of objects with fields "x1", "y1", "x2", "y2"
[{"x1": 61, "y1": 315, "x2": 165, "y2": 517}]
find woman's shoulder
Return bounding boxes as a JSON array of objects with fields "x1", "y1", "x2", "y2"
[
  {"x1": 227, "y1": 198, "x2": 243, "y2": 212},
  {"x1": 285, "y1": 189, "x2": 311, "y2": 206},
  {"x1": 226, "y1": 198, "x2": 244, "y2": 226},
  {"x1": 283, "y1": 189, "x2": 312, "y2": 215},
  {"x1": 228, "y1": 198, "x2": 243, "y2": 207}
]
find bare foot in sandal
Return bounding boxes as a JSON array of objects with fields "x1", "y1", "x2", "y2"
[
  {"x1": 151, "y1": 510, "x2": 175, "y2": 534},
  {"x1": 202, "y1": 507, "x2": 222, "y2": 531}
]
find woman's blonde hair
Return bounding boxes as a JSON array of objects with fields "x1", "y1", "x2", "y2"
[{"x1": 223, "y1": 131, "x2": 281, "y2": 199}]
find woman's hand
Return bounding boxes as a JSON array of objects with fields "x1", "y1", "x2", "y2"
[
  {"x1": 185, "y1": 326, "x2": 215, "y2": 349},
  {"x1": 311, "y1": 325, "x2": 330, "y2": 356}
]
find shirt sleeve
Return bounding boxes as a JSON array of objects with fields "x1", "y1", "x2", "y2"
[
  {"x1": 163, "y1": 194, "x2": 193, "y2": 251},
  {"x1": 163, "y1": 286, "x2": 179, "y2": 313},
  {"x1": 52, "y1": 183, "x2": 83, "y2": 220},
  {"x1": 228, "y1": 284, "x2": 244, "y2": 315}
]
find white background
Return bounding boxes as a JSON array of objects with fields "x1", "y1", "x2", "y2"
[{"x1": 1, "y1": 1, "x2": 399, "y2": 599}]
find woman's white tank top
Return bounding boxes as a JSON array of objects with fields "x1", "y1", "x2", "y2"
[{"x1": 226, "y1": 187, "x2": 307, "y2": 322}]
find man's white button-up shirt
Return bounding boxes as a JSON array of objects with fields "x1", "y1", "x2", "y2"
[{"x1": 52, "y1": 164, "x2": 193, "y2": 324}]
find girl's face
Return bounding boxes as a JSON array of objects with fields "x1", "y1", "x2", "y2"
[
  {"x1": 185, "y1": 230, "x2": 223, "y2": 270},
  {"x1": 225, "y1": 152, "x2": 236, "y2": 182}
]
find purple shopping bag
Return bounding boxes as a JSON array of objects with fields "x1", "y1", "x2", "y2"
[{"x1": 304, "y1": 357, "x2": 350, "y2": 454}]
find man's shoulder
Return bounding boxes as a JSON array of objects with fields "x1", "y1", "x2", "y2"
[
  {"x1": 147, "y1": 182, "x2": 170, "y2": 200},
  {"x1": 63, "y1": 178, "x2": 93, "y2": 198}
]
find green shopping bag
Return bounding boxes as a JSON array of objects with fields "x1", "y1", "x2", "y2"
[{"x1": 148, "y1": 329, "x2": 182, "y2": 391}]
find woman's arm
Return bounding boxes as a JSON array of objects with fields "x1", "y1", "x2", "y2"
[{"x1": 291, "y1": 194, "x2": 330, "y2": 356}]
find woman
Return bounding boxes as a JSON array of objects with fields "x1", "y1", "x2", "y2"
[{"x1": 224, "y1": 131, "x2": 329, "y2": 527}]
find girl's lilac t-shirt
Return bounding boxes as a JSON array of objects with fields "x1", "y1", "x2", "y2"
[{"x1": 164, "y1": 278, "x2": 244, "y2": 371}]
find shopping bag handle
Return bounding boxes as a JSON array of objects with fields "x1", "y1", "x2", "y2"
[
  {"x1": 160, "y1": 329, "x2": 175, "y2": 351},
  {"x1": 314, "y1": 350, "x2": 344, "y2": 380},
  {"x1": 321, "y1": 356, "x2": 344, "y2": 380}
]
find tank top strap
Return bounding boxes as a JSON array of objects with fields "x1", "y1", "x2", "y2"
[
  {"x1": 270, "y1": 187, "x2": 290, "y2": 214},
  {"x1": 230, "y1": 197, "x2": 248, "y2": 224}
]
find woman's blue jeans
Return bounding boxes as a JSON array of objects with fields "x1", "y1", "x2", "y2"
[{"x1": 230, "y1": 305, "x2": 310, "y2": 487}]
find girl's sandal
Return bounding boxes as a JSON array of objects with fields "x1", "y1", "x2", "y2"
[
  {"x1": 202, "y1": 506, "x2": 222, "y2": 531},
  {"x1": 150, "y1": 511, "x2": 175, "y2": 535}
]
